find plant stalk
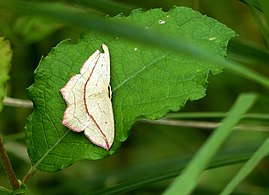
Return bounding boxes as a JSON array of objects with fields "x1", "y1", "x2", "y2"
[{"x1": 0, "y1": 137, "x2": 19, "y2": 190}]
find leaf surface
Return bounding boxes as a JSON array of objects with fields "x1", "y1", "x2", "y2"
[
  {"x1": 0, "y1": 37, "x2": 12, "y2": 112},
  {"x1": 26, "y1": 7, "x2": 236, "y2": 171}
]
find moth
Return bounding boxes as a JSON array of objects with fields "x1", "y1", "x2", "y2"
[{"x1": 60, "y1": 44, "x2": 114, "y2": 150}]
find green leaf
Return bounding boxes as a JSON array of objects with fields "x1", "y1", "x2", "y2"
[
  {"x1": 25, "y1": 7, "x2": 235, "y2": 172},
  {"x1": 0, "y1": 37, "x2": 12, "y2": 112}
]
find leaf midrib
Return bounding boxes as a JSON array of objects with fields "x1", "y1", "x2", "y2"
[
  {"x1": 33, "y1": 129, "x2": 70, "y2": 169},
  {"x1": 112, "y1": 50, "x2": 171, "y2": 92}
]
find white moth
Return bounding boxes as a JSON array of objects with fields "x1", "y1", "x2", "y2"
[{"x1": 60, "y1": 44, "x2": 114, "y2": 150}]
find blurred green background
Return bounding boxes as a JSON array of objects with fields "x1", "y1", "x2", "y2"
[{"x1": 1, "y1": 0, "x2": 269, "y2": 194}]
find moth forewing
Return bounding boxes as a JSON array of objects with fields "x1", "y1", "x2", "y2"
[{"x1": 60, "y1": 44, "x2": 115, "y2": 150}]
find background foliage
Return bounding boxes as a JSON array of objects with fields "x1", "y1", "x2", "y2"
[{"x1": 0, "y1": 0, "x2": 269, "y2": 194}]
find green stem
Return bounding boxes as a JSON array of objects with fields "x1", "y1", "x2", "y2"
[
  {"x1": 22, "y1": 166, "x2": 36, "y2": 184},
  {"x1": 0, "y1": 186, "x2": 12, "y2": 193},
  {"x1": 165, "y1": 112, "x2": 269, "y2": 120},
  {"x1": 0, "y1": 137, "x2": 19, "y2": 190}
]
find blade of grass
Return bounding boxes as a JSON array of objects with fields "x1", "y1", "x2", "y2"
[
  {"x1": 243, "y1": 0, "x2": 269, "y2": 47},
  {"x1": 1, "y1": 0, "x2": 269, "y2": 88},
  {"x1": 228, "y1": 39, "x2": 269, "y2": 64},
  {"x1": 164, "y1": 93, "x2": 257, "y2": 195},
  {"x1": 248, "y1": 5, "x2": 269, "y2": 47},
  {"x1": 258, "y1": 0, "x2": 269, "y2": 27},
  {"x1": 258, "y1": 0, "x2": 269, "y2": 47},
  {"x1": 221, "y1": 137, "x2": 269, "y2": 195},
  {"x1": 90, "y1": 143, "x2": 260, "y2": 194},
  {"x1": 76, "y1": 0, "x2": 137, "y2": 15},
  {"x1": 239, "y1": 0, "x2": 261, "y2": 11}
]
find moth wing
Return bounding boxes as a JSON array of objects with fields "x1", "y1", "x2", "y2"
[
  {"x1": 61, "y1": 74, "x2": 93, "y2": 132},
  {"x1": 61, "y1": 44, "x2": 114, "y2": 150},
  {"x1": 84, "y1": 93, "x2": 114, "y2": 150},
  {"x1": 81, "y1": 44, "x2": 110, "y2": 96},
  {"x1": 83, "y1": 44, "x2": 114, "y2": 150},
  {"x1": 60, "y1": 46, "x2": 107, "y2": 132}
]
